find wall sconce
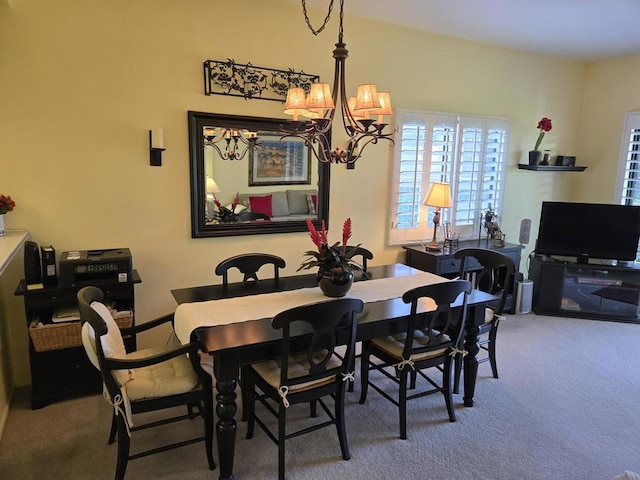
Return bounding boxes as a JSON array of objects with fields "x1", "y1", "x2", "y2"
[
  {"x1": 423, "y1": 182, "x2": 452, "y2": 252},
  {"x1": 149, "y1": 128, "x2": 165, "y2": 166}
]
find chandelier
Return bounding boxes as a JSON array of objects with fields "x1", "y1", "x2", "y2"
[
  {"x1": 203, "y1": 127, "x2": 259, "y2": 161},
  {"x1": 281, "y1": 0, "x2": 394, "y2": 165}
]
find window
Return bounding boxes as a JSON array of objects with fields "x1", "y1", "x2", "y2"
[
  {"x1": 389, "y1": 109, "x2": 509, "y2": 245},
  {"x1": 615, "y1": 111, "x2": 640, "y2": 261}
]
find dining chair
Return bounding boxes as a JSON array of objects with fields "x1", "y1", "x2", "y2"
[
  {"x1": 453, "y1": 247, "x2": 515, "y2": 389},
  {"x1": 238, "y1": 211, "x2": 271, "y2": 222},
  {"x1": 244, "y1": 298, "x2": 364, "y2": 480},
  {"x1": 359, "y1": 279, "x2": 472, "y2": 439},
  {"x1": 214, "y1": 252, "x2": 287, "y2": 418},
  {"x1": 345, "y1": 245, "x2": 374, "y2": 272},
  {"x1": 77, "y1": 286, "x2": 215, "y2": 480},
  {"x1": 215, "y1": 253, "x2": 286, "y2": 287}
]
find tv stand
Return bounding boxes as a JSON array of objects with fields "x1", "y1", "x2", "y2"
[{"x1": 529, "y1": 255, "x2": 640, "y2": 323}]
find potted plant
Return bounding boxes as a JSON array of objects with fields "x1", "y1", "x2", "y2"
[
  {"x1": 212, "y1": 192, "x2": 241, "y2": 223},
  {"x1": 0, "y1": 194, "x2": 16, "y2": 236},
  {"x1": 298, "y1": 218, "x2": 366, "y2": 297},
  {"x1": 530, "y1": 117, "x2": 552, "y2": 165}
]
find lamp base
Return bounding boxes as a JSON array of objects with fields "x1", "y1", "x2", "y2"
[{"x1": 425, "y1": 239, "x2": 441, "y2": 251}]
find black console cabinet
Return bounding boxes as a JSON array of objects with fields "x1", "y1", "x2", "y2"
[
  {"x1": 403, "y1": 240, "x2": 523, "y2": 312},
  {"x1": 14, "y1": 271, "x2": 141, "y2": 408},
  {"x1": 529, "y1": 256, "x2": 640, "y2": 323}
]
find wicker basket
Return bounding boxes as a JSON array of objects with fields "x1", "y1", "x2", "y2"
[{"x1": 29, "y1": 315, "x2": 133, "y2": 352}]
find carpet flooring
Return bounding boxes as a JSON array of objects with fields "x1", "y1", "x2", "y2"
[{"x1": 0, "y1": 313, "x2": 639, "y2": 480}]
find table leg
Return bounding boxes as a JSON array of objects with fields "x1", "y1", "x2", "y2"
[
  {"x1": 215, "y1": 378, "x2": 237, "y2": 480},
  {"x1": 463, "y1": 323, "x2": 480, "y2": 407}
]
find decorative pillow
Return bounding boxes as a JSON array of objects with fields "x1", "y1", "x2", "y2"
[
  {"x1": 306, "y1": 194, "x2": 317, "y2": 215},
  {"x1": 249, "y1": 195, "x2": 273, "y2": 217},
  {"x1": 270, "y1": 191, "x2": 289, "y2": 217},
  {"x1": 286, "y1": 189, "x2": 317, "y2": 215},
  {"x1": 225, "y1": 203, "x2": 247, "y2": 214}
]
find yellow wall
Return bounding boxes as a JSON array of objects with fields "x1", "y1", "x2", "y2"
[{"x1": 0, "y1": 0, "x2": 624, "y2": 389}]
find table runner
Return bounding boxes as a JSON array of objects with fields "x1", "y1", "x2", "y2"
[{"x1": 174, "y1": 270, "x2": 445, "y2": 344}]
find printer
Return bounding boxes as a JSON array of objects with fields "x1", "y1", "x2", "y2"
[{"x1": 59, "y1": 248, "x2": 133, "y2": 287}]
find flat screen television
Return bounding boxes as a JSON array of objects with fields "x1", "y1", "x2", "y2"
[{"x1": 535, "y1": 201, "x2": 640, "y2": 263}]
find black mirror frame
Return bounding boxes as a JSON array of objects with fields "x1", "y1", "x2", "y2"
[{"x1": 188, "y1": 111, "x2": 331, "y2": 238}]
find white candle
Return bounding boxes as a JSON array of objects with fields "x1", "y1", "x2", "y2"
[{"x1": 151, "y1": 128, "x2": 164, "y2": 149}]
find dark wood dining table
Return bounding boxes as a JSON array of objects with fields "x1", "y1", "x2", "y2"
[{"x1": 172, "y1": 263, "x2": 496, "y2": 480}]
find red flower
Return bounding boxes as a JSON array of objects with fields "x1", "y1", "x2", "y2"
[
  {"x1": 0, "y1": 194, "x2": 16, "y2": 214},
  {"x1": 534, "y1": 117, "x2": 553, "y2": 151},
  {"x1": 537, "y1": 117, "x2": 552, "y2": 132},
  {"x1": 341, "y1": 218, "x2": 352, "y2": 256}
]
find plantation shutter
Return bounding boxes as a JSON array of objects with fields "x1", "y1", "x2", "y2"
[
  {"x1": 616, "y1": 112, "x2": 640, "y2": 261},
  {"x1": 389, "y1": 109, "x2": 509, "y2": 245}
]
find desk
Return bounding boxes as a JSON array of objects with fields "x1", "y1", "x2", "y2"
[
  {"x1": 172, "y1": 264, "x2": 495, "y2": 480},
  {"x1": 403, "y1": 241, "x2": 523, "y2": 312}
]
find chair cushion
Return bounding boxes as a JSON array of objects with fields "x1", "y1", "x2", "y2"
[
  {"x1": 124, "y1": 345, "x2": 199, "y2": 401},
  {"x1": 371, "y1": 330, "x2": 451, "y2": 362},
  {"x1": 252, "y1": 351, "x2": 340, "y2": 393},
  {"x1": 484, "y1": 306, "x2": 496, "y2": 324}
]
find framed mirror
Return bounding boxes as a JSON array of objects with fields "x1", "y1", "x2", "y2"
[{"x1": 188, "y1": 111, "x2": 331, "y2": 238}]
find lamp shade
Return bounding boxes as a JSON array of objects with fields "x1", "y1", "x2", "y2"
[
  {"x1": 283, "y1": 87, "x2": 308, "y2": 121},
  {"x1": 423, "y1": 182, "x2": 452, "y2": 208},
  {"x1": 370, "y1": 92, "x2": 393, "y2": 116},
  {"x1": 306, "y1": 83, "x2": 335, "y2": 111},
  {"x1": 206, "y1": 176, "x2": 221, "y2": 194}
]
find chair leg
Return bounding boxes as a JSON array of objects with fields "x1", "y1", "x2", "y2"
[
  {"x1": 453, "y1": 352, "x2": 463, "y2": 394},
  {"x1": 278, "y1": 402, "x2": 287, "y2": 480},
  {"x1": 203, "y1": 381, "x2": 216, "y2": 470},
  {"x1": 335, "y1": 384, "x2": 350, "y2": 460},
  {"x1": 240, "y1": 366, "x2": 249, "y2": 421},
  {"x1": 114, "y1": 414, "x2": 131, "y2": 480},
  {"x1": 409, "y1": 370, "x2": 417, "y2": 389},
  {"x1": 488, "y1": 324, "x2": 499, "y2": 379},
  {"x1": 399, "y1": 369, "x2": 408, "y2": 440},
  {"x1": 245, "y1": 373, "x2": 256, "y2": 440},
  {"x1": 358, "y1": 343, "x2": 370, "y2": 404},
  {"x1": 108, "y1": 411, "x2": 117, "y2": 444},
  {"x1": 310, "y1": 399, "x2": 318, "y2": 418},
  {"x1": 444, "y1": 357, "x2": 456, "y2": 422}
]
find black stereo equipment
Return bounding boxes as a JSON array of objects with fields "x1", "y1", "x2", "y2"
[
  {"x1": 555, "y1": 155, "x2": 576, "y2": 166},
  {"x1": 24, "y1": 241, "x2": 42, "y2": 285},
  {"x1": 41, "y1": 245, "x2": 57, "y2": 286},
  {"x1": 59, "y1": 248, "x2": 133, "y2": 287}
]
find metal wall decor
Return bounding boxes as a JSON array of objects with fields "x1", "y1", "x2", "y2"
[{"x1": 203, "y1": 59, "x2": 320, "y2": 102}]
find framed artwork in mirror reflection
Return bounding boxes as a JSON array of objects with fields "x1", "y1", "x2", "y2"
[{"x1": 249, "y1": 133, "x2": 311, "y2": 186}]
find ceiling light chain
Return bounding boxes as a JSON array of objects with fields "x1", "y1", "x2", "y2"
[{"x1": 302, "y1": 0, "x2": 335, "y2": 36}]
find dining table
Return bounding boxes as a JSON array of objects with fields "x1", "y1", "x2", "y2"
[{"x1": 172, "y1": 263, "x2": 497, "y2": 480}]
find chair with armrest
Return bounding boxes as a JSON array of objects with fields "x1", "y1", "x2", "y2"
[
  {"x1": 77, "y1": 286, "x2": 215, "y2": 480},
  {"x1": 244, "y1": 298, "x2": 364, "y2": 480},
  {"x1": 359, "y1": 279, "x2": 472, "y2": 439},
  {"x1": 215, "y1": 253, "x2": 286, "y2": 287},
  {"x1": 453, "y1": 247, "x2": 515, "y2": 389}
]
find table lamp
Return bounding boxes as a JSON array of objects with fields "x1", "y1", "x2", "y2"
[{"x1": 423, "y1": 182, "x2": 452, "y2": 251}]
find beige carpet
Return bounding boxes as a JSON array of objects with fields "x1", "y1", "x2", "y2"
[{"x1": 1, "y1": 313, "x2": 639, "y2": 480}]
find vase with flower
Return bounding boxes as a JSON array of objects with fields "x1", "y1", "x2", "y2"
[
  {"x1": 529, "y1": 117, "x2": 553, "y2": 165},
  {"x1": 0, "y1": 194, "x2": 16, "y2": 237},
  {"x1": 298, "y1": 218, "x2": 366, "y2": 297}
]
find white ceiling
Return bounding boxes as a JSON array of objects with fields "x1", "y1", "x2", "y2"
[{"x1": 287, "y1": 0, "x2": 640, "y2": 63}]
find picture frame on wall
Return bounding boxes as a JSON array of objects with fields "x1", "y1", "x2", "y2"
[{"x1": 249, "y1": 133, "x2": 311, "y2": 186}]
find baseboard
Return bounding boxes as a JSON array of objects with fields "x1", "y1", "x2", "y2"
[{"x1": 0, "y1": 385, "x2": 13, "y2": 442}]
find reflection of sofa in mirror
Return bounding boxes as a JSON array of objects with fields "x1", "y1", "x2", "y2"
[{"x1": 239, "y1": 189, "x2": 318, "y2": 222}]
